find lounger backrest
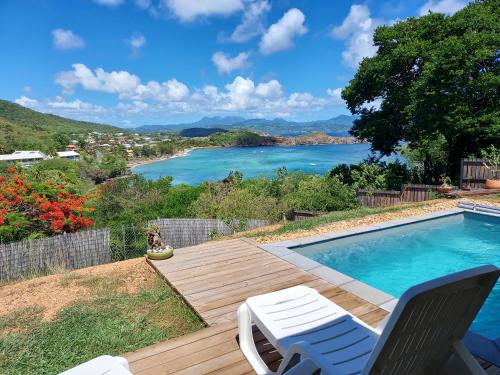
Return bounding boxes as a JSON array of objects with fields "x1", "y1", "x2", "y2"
[{"x1": 363, "y1": 265, "x2": 500, "y2": 375}]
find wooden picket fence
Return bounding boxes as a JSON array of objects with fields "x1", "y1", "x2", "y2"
[
  {"x1": 357, "y1": 184, "x2": 440, "y2": 208},
  {"x1": 291, "y1": 210, "x2": 322, "y2": 221},
  {"x1": 459, "y1": 158, "x2": 496, "y2": 189},
  {"x1": 149, "y1": 218, "x2": 270, "y2": 249},
  {"x1": 0, "y1": 228, "x2": 111, "y2": 280},
  {"x1": 357, "y1": 190, "x2": 401, "y2": 207}
]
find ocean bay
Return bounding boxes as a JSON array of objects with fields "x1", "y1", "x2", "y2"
[{"x1": 132, "y1": 143, "x2": 372, "y2": 185}]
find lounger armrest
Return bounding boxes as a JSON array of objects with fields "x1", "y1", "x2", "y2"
[
  {"x1": 451, "y1": 339, "x2": 486, "y2": 375},
  {"x1": 375, "y1": 313, "x2": 391, "y2": 334},
  {"x1": 277, "y1": 341, "x2": 344, "y2": 375}
]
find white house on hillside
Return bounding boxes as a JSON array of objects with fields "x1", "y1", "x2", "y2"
[
  {"x1": 56, "y1": 151, "x2": 80, "y2": 160},
  {"x1": 0, "y1": 151, "x2": 48, "y2": 166}
]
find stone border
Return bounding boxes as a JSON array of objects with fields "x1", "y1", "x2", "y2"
[{"x1": 258, "y1": 205, "x2": 500, "y2": 313}]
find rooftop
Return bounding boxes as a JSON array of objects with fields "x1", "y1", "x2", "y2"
[
  {"x1": 0, "y1": 150, "x2": 47, "y2": 161},
  {"x1": 56, "y1": 151, "x2": 80, "y2": 157}
]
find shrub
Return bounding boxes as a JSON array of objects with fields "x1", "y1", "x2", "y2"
[
  {"x1": 192, "y1": 185, "x2": 280, "y2": 221},
  {"x1": 330, "y1": 161, "x2": 412, "y2": 191},
  {"x1": 92, "y1": 175, "x2": 204, "y2": 226},
  {"x1": 0, "y1": 167, "x2": 94, "y2": 242},
  {"x1": 284, "y1": 175, "x2": 357, "y2": 212}
]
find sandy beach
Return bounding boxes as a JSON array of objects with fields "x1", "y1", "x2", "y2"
[{"x1": 127, "y1": 146, "x2": 221, "y2": 169}]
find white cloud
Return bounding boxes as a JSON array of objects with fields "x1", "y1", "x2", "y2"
[
  {"x1": 51, "y1": 63, "x2": 345, "y2": 120},
  {"x1": 419, "y1": 0, "x2": 467, "y2": 15},
  {"x1": 228, "y1": 0, "x2": 270, "y2": 43},
  {"x1": 128, "y1": 79, "x2": 190, "y2": 102},
  {"x1": 15, "y1": 96, "x2": 39, "y2": 108},
  {"x1": 128, "y1": 33, "x2": 146, "y2": 55},
  {"x1": 259, "y1": 8, "x2": 307, "y2": 55},
  {"x1": 93, "y1": 0, "x2": 124, "y2": 7},
  {"x1": 327, "y1": 88, "x2": 345, "y2": 105},
  {"x1": 129, "y1": 33, "x2": 146, "y2": 49},
  {"x1": 52, "y1": 29, "x2": 85, "y2": 50},
  {"x1": 14, "y1": 96, "x2": 105, "y2": 122},
  {"x1": 134, "y1": 0, "x2": 151, "y2": 9},
  {"x1": 212, "y1": 51, "x2": 250, "y2": 74},
  {"x1": 162, "y1": 0, "x2": 244, "y2": 22},
  {"x1": 55, "y1": 63, "x2": 141, "y2": 94},
  {"x1": 47, "y1": 97, "x2": 105, "y2": 113},
  {"x1": 134, "y1": 0, "x2": 161, "y2": 17},
  {"x1": 331, "y1": 5, "x2": 380, "y2": 68},
  {"x1": 22, "y1": 86, "x2": 32, "y2": 94},
  {"x1": 255, "y1": 79, "x2": 282, "y2": 98}
]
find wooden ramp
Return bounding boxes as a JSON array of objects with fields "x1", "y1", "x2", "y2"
[{"x1": 123, "y1": 238, "x2": 499, "y2": 374}]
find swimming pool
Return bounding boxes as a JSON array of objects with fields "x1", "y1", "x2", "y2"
[{"x1": 293, "y1": 212, "x2": 500, "y2": 339}]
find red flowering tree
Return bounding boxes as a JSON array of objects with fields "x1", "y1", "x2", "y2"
[{"x1": 0, "y1": 166, "x2": 95, "y2": 242}]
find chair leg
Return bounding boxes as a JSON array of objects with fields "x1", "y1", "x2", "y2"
[{"x1": 237, "y1": 303, "x2": 275, "y2": 375}]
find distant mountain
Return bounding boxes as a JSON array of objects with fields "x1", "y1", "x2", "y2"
[
  {"x1": 136, "y1": 115, "x2": 357, "y2": 137},
  {"x1": 179, "y1": 127, "x2": 227, "y2": 137},
  {"x1": 192, "y1": 116, "x2": 246, "y2": 127},
  {"x1": 0, "y1": 99, "x2": 121, "y2": 153}
]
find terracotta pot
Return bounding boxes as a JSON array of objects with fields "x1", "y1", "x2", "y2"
[
  {"x1": 485, "y1": 179, "x2": 500, "y2": 189},
  {"x1": 437, "y1": 186, "x2": 453, "y2": 194}
]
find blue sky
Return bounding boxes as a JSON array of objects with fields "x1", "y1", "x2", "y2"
[{"x1": 0, "y1": 0, "x2": 468, "y2": 127}]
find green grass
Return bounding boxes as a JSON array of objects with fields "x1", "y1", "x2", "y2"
[
  {"x1": 250, "y1": 202, "x2": 431, "y2": 238},
  {"x1": 0, "y1": 276, "x2": 205, "y2": 375}
]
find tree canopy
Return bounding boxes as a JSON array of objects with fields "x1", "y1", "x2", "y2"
[{"x1": 342, "y1": 0, "x2": 500, "y2": 178}]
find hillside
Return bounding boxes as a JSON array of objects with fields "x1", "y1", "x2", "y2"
[
  {"x1": 0, "y1": 100, "x2": 121, "y2": 154},
  {"x1": 179, "y1": 127, "x2": 227, "y2": 137},
  {"x1": 136, "y1": 115, "x2": 357, "y2": 136}
]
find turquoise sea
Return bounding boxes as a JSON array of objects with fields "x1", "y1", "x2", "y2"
[{"x1": 131, "y1": 143, "x2": 372, "y2": 185}]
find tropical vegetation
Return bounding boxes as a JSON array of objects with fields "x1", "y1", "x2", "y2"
[
  {"x1": 343, "y1": 0, "x2": 499, "y2": 181},
  {"x1": 0, "y1": 100, "x2": 119, "y2": 154},
  {"x1": 0, "y1": 166, "x2": 94, "y2": 242}
]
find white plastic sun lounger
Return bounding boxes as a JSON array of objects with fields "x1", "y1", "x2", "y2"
[
  {"x1": 59, "y1": 355, "x2": 132, "y2": 375},
  {"x1": 238, "y1": 265, "x2": 500, "y2": 375}
]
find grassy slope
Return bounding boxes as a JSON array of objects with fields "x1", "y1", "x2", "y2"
[
  {"x1": 0, "y1": 273, "x2": 204, "y2": 375},
  {"x1": 0, "y1": 99, "x2": 121, "y2": 153}
]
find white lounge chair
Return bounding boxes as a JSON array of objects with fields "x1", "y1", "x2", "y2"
[
  {"x1": 238, "y1": 265, "x2": 499, "y2": 375},
  {"x1": 59, "y1": 355, "x2": 132, "y2": 375}
]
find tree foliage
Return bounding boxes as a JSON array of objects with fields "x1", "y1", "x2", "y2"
[
  {"x1": 0, "y1": 166, "x2": 95, "y2": 242},
  {"x1": 92, "y1": 175, "x2": 204, "y2": 226},
  {"x1": 343, "y1": 0, "x2": 500, "y2": 177}
]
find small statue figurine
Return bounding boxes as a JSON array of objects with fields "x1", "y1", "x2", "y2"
[{"x1": 145, "y1": 224, "x2": 174, "y2": 259}]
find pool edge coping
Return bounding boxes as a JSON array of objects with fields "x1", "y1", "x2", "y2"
[{"x1": 257, "y1": 206, "x2": 481, "y2": 313}]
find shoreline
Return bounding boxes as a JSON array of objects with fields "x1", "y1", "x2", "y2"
[{"x1": 127, "y1": 146, "x2": 221, "y2": 169}]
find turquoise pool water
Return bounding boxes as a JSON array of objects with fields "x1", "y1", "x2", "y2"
[
  {"x1": 294, "y1": 212, "x2": 500, "y2": 338},
  {"x1": 132, "y1": 143, "x2": 372, "y2": 184}
]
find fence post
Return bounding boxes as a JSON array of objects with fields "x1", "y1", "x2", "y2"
[
  {"x1": 122, "y1": 225, "x2": 127, "y2": 260},
  {"x1": 459, "y1": 158, "x2": 464, "y2": 189}
]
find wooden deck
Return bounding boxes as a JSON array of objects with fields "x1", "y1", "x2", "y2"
[
  {"x1": 123, "y1": 238, "x2": 500, "y2": 374},
  {"x1": 123, "y1": 238, "x2": 388, "y2": 374}
]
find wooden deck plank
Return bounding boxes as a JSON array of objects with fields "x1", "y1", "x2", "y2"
[{"x1": 124, "y1": 238, "x2": 497, "y2": 374}]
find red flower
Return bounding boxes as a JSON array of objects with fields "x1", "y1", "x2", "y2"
[
  {"x1": 0, "y1": 170, "x2": 95, "y2": 240},
  {"x1": 51, "y1": 220, "x2": 65, "y2": 231},
  {"x1": 6, "y1": 166, "x2": 16, "y2": 174}
]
